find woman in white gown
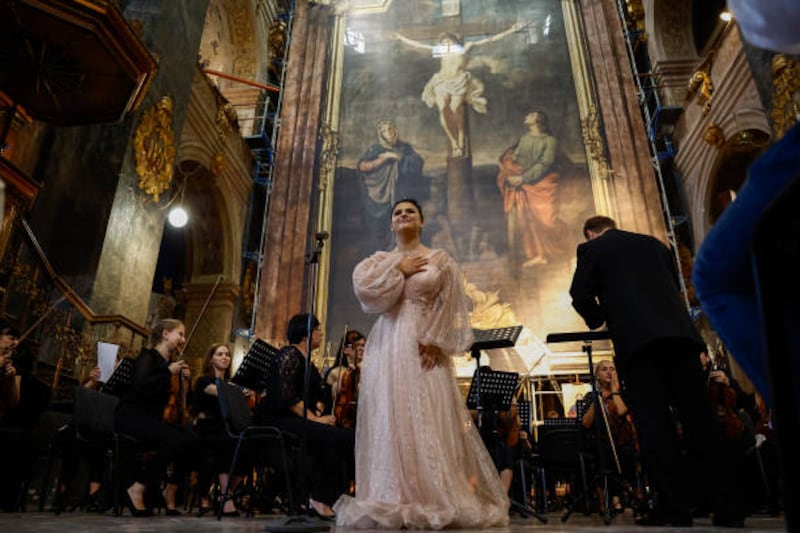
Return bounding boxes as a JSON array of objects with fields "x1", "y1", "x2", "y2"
[{"x1": 334, "y1": 199, "x2": 509, "y2": 529}]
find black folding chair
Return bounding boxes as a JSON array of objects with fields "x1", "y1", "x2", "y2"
[{"x1": 215, "y1": 380, "x2": 297, "y2": 519}]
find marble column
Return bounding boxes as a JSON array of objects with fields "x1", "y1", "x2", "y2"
[
  {"x1": 254, "y1": 0, "x2": 333, "y2": 343},
  {"x1": 580, "y1": 0, "x2": 667, "y2": 239}
]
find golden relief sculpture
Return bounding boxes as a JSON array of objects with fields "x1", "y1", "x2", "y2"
[
  {"x1": 318, "y1": 122, "x2": 340, "y2": 189},
  {"x1": 703, "y1": 123, "x2": 725, "y2": 147},
  {"x1": 580, "y1": 105, "x2": 610, "y2": 179},
  {"x1": 134, "y1": 96, "x2": 176, "y2": 202},
  {"x1": 688, "y1": 60, "x2": 714, "y2": 115},
  {"x1": 770, "y1": 54, "x2": 800, "y2": 140}
]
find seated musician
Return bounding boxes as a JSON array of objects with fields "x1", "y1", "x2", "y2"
[
  {"x1": 0, "y1": 321, "x2": 24, "y2": 511},
  {"x1": 325, "y1": 330, "x2": 365, "y2": 425},
  {"x1": 113, "y1": 318, "x2": 202, "y2": 516},
  {"x1": 579, "y1": 359, "x2": 640, "y2": 514},
  {"x1": 193, "y1": 342, "x2": 255, "y2": 516},
  {"x1": 254, "y1": 313, "x2": 354, "y2": 519},
  {"x1": 52, "y1": 365, "x2": 112, "y2": 512}
]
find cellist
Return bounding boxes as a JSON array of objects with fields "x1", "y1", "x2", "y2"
[{"x1": 114, "y1": 319, "x2": 203, "y2": 516}]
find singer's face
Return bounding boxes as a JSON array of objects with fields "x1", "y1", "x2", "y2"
[{"x1": 391, "y1": 201, "x2": 423, "y2": 234}]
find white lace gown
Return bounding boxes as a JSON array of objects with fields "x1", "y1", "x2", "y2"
[{"x1": 334, "y1": 249, "x2": 510, "y2": 529}]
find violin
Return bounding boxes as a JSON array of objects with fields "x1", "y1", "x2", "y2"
[
  {"x1": 163, "y1": 368, "x2": 188, "y2": 425},
  {"x1": 497, "y1": 401, "x2": 521, "y2": 446},
  {"x1": 163, "y1": 275, "x2": 223, "y2": 426},
  {"x1": 706, "y1": 351, "x2": 745, "y2": 439},
  {"x1": 334, "y1": 367, "x2": 359, "y2": 428}
]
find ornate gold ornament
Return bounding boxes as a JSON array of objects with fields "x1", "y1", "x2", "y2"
[
  {"x1": 134, "y1": 96, "x2": 176, "y2": 202},
  {"x1": 210, "y1": 151, "x2": 225, "y2": 176},
  {"x1": 319, "y1": 121, "x2": 341, "y2": 188},
  {"x1": 215, "y1": 92, "x2": 239, "y2": 143},
  {"x1": 770, "y1": 54, "x2": 800, "y2": 140},
  {"x1": 580, "y1": 105, "x2": 610, "y2": 179},
  {"x1": 703, "y1": 123, "x2": 725, "y2": 147},
  {"x1": 688, "y1": 66, "x2": 714, "y2": 115}
]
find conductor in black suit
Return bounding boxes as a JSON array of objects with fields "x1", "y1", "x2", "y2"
[{"x1": 569, "y1": 215, "x2": 744, "y2": 528}]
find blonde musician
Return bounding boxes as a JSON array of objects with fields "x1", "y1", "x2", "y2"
[{"x1": 113, "y1": 319, "x2": 202, "y2": 516}]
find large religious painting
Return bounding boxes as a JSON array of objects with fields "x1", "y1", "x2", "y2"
[{"x1": 325, "y1": 0, "x2": 603, "y2": 375}]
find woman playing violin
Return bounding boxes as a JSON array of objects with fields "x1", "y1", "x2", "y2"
[
  {"x1": 114, "y1": 319, "x2": 202, "y2": 516},
  {"x1": 193, "y1": 343, "x2": 255, "y2": 516},
  {"x1": 325, "y1": 330, "x2": 365, "y2": 427},
  {"x1": 580, "y1": 359, "x2": 639, "y2": 513}
]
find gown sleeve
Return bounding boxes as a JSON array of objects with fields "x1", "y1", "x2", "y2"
[
  {"x1": 418, "y1": 251, "x2": 474, "y2": 355},
  {"x1": 352, "y1": 251, "x2": 405, "y2": 315}
]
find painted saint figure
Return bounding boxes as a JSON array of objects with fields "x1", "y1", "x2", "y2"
[
  {"x1": 396, "y1": 24, "x2": 523, "y2": 157},
  {"x1": 497, "y1": 110, "x2": 569, "y2": 269},
  {"x1": 357, "y1": 119, "x2": 424, "y2": 249}
]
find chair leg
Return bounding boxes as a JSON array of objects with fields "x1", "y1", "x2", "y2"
[
  {"x1": 38, "y1": 444, "x2": 55, "y2": 512},
  {"x1": 218, "y1": 437, "x2": 244, "y2": 520}
]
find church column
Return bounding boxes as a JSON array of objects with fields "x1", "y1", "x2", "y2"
[
  {"x1": 254, "y1": 0, "x2": 333, "y2": 343},
  {"x1": 580, "y1": 0, "x2": 667, "y2": 238},
  {"x1": 180, "y1": 278, "x2": 239, "y2": 371}
]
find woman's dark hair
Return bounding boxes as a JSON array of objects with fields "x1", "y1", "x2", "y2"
[
  {"x1": 391, "y1": 198, "x2": 424, "y2": 223},
  {"x1": 203, "y1": 343, "x2": 232, "y2": 379},
  {"x1": 286, "y1": 313, "x2": 319, "y2": 345},
  {"x1": 149, "y1": 318, "x2": 184, "y2": 347},
  {"x1": 334, "y1": 330, "x2": 365, "y2": 368}
]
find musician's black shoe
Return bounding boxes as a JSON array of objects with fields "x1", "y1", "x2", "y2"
[{"x1": 635, "y1": 508, "x2": 693, "y2": 527}]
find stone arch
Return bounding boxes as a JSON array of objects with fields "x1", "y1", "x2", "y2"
[
  {"x1": 690, "y1": 112, "x2": 770, "y2": 240},
  {"x1": 645, "y1": 0, "x2": 696, "y2": 62}
]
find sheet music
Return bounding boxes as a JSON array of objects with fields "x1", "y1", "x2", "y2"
[{"x1": 96, "y1": 342, "x2": 119, "y2": 383}]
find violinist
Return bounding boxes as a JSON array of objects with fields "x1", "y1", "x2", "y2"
[
  {"x1": 579, "y1": 359, "x2": 639, "y2": 514},
  {"x1": 325, "y1": 330, "x2": 365, "y2": 427},
  {"x1": 193, "y1": 343, "x2": 254, "y2": 516},
  {"x1": 114, "y1": 319, "x2": 202, "y2": 516},
  {"x1": 698, "y1": 351, "x2": 754, "y2": 516},
  {"x1": 255, "y1": 313, "x2": 354, "y2": 519}
]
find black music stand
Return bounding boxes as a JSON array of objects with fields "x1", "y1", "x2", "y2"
[
  {"x1": 546, "y1": 331, "x2": 637, "y2": 525},
  {"x1": 470, "y1": 326, "x2": 523, "y2": 424},
  {"x1": 231, "y1": 338, "x2": 279, "y2": 391},
  {"x1": 99, "y1": 357, "x2": 134, "y2": 397}
]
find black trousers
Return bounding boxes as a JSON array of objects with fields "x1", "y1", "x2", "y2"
[
  {"x1": 265, "y1": 415, "x2": 354, "y2": 507},
  {"x1": 617, "y1": 338, "x2": 744, "y2": 520},
  {"x1": 114, "y1": 411, "x2": 202, "y2": 488}
]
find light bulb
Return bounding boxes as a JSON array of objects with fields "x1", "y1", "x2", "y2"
[{"x1": 168, "y1": 206, "x2": 188, "y2": 228}]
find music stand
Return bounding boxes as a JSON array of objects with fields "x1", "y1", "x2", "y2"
[
  {"x1": 470, "y1": 326, "x2": 523, "y2": 424},
  {"x1": 99, "y1": 357, "x2": 134, "y2": 397},
  {"x1": 546, "y1": 330, "x2": 636, "y2": 525},
  {"x1": 231, "y1": 338, "x2": 279, "y2": 391}
]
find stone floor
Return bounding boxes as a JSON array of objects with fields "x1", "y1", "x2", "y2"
[{"x1": 0, "y1": 511, "x2": 786, "y2": 532}]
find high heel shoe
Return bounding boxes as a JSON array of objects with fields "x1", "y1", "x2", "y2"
[
  {"x1": 308, "y1": 499, "x2": 336, "y2": 522},
  {"x1": 122, "y1": 490, "x2": 153, "y2": 517}
]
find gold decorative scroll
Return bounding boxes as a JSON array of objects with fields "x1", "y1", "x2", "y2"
[
  {"x1": 580, "y1": 105, "x2": 610, "y2": 179},
  {"x1": 133, "y1": 96, "x2": 176, "y2": 202},
  {"x1": 688, "y1": 59, "x2": 714, "y2": 116},
  {"x1": 703, "y1": 123, "x2": 725, "y2": 147},
  {"x1": 770, "y1": 54, "x2": 800, "y2": 140}
]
